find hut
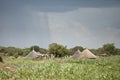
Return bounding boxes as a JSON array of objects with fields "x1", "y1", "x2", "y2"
[
  {"x1": 25, "y1": 49, "x2": 41, "y2": 58},
  {"x1": 72, "y1": 49, "x2": 82, "y2": 59},
  {"x1": 80, "y1": 49, "x2": 97, "y2": 59}
]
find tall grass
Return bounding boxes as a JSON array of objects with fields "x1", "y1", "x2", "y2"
[{"x1": 0, "y1": 56, "x2": 120, "y2": 80}]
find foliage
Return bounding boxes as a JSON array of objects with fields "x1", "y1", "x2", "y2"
[
  {"x1": 3, "y1": 47, "x2": 21, "y2": 56},
  {"x1": 95, "y1": 48, "x2": 104, "y2": 55},
  {"x1": 30, "y1": 45, "x2": 40, "y2": 52},
  {"x1": 0, "y1": 56, "x2": 3, "y2": 62},
  {"x1": 0, "y1": 43, "x2": 120, "y2": 58},
  {"x1": 18, "y1": 50, "x2": 23, "y2": 56},
  {"x1": 70, "y1": 46, "x2": 84, "y2": 55},
  {"x1": 0, "y1": 46, "x2": 6, "y2": 54},
  {"x1": 92, "y1": 43, "x2": 120, "y2": 55},
  {"x1": 72, "y1": 46, "x2": 84, "y2": 52},
  {"x1": 39, "y1": 48, "x2": 47, "y2": 54},
  {"x1": 90, "y1": 49, "x2": 98, "y2": 55},
  {"x1": 14, "y1": 53, "x2": 19, "y2": 58},
  {"x1": 22, "y1": 48, "x2": 30, "y2": 56},
  {"x1": 48, "y1": 43, "x2": 69, "y2": 57},
  {"x1": 0, "y1": 56, "x2": 120, "y2": 80},
  {"x1": 102, "y1": 43, "x2": 116, "y2": 55},
  {"x1": 115, "y1": 48, "x2": 120, "y2": 55}
]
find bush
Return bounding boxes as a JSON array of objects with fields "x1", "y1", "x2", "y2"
[{"x1": 0, "y1": 56, "x2": 3, "y2": 62}]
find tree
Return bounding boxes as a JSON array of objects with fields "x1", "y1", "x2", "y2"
[
  {"x1": 70, "y1": 46, "x2": 84, "y2": 55},
  {"x1": 115, "y1": 48, "x2": 120, "y2": 55},
  {"x1": 48, "y1": 43, "x2": 69, "y2": 57},
  {"x1": 95, "y1": 48, "x2": 104, "y2": 55},
  {"x1": 5, "y1": 47, "x2": 20, "y2": 56},
  {"x1": 39, "y1": 48, "x2": 47, "y2": 54},
  {"x1": 23, "y1": 48, "x2": 30, "y2": 56},
  {"x1": 0, "y1": 46, "x2": 6, "y2": 53},
  {"x1": 90, "y1": 49, "x2": 98, "y2": 55},
  {"x1": 18, "y1": 49, "x2": 23, "y2": 56},
  {"x1": 102, "y1": 43, "x2": 116, "y2": 55},
  {"x1": 30, "y1": 45, "x2": 40, "y2": 52}
]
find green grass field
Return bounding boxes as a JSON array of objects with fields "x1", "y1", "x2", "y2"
[{"x1": 0, "y1": 56, "x2": 120, "y2": 80}]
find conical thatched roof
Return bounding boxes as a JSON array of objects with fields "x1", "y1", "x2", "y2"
[
  {"x1": 25, "y1": 50, "x2": 41, "y2": 58},
  {"x1": 80, "y1": 49, "x2": 97, "y2": 59},
  {"x1": 72, "y1": 49, "x2": 82, "y2": 59}
]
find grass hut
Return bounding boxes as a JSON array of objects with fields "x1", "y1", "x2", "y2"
[
  {"x1": 80, "y1": 49, "x2": 97, "y2": 59},
  {"x1": 72, "y1": 49, "x2": 82, "y2": 59}
]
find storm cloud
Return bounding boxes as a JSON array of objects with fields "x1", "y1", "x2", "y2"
[{"x1": 0, "y1": 0, "x2": 120, "y2": 48}]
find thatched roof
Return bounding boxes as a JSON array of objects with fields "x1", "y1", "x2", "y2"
[
  {"x1": 72, "y1": 49, "x2": 82, "y2": 59},
  {"x1": 25, "y1": 50, "x2": 41, "y2": 58},
  {"x1": 80, "y1": 49, "x2": 97, "y2": 59}
]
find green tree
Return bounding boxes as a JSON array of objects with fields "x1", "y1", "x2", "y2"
[
  {"x1": 48, "y1": 43, "x2": 69, "y2": 57},
  {"x1": 5, "y1": 47, "x2": 19, "y2": 56},
  {"x1": 90, "y1": 49, "x2": 97, "y2": 55},
  {"x1": 0, "y1": 46, "x2": 6, "y2": 53},
  {"x1": 23, "y1": 48, "x2": 30, "y2": 56},
  {"x1": 30, "y1": 45, "x2": 40, "y2": 52},
  {"x1": 102, "y1": 43, "x2": 116, "y2": 55},
  {"x1": 39, "y1": 48, "x2": 47, "y2": 54},
  {"x1": 18, "y1": 49, "x2": 23, "y2": 56},
  {"x1": 70, "y1": 46, "x2": 84, "y2": 55},
  {"x1": 115, "y1": 48, "x2": 120, "y2": 55},
  {"x1": 95, "y1": 48, "x2": 104, "y2": 55}
]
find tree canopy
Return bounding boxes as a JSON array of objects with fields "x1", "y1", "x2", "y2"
[
  {"x1": 70, "y1": 46, "x2": 84, "y2": 55},
  {"x1": 48, "y1": 43, "x2": 69, "y2": 57},
  {"x1": 0, "y1": 43, "x2": 120, "y2": 58},
  {"x1": 102, "y1": 43, "x2": 116, "y2": 55},
  {"x1": 30, "y1": 45, "x2": 40, "y2": 52}
]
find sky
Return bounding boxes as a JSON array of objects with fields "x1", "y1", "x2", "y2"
[{"x1": 0, "y1": 0, "x2": 120, "y2": 49}]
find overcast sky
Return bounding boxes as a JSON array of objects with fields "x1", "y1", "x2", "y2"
[{"x1": 0, "y1": 0, "x2": 120, "y2": 48}]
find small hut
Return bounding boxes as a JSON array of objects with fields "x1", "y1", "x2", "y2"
[
  {"x1": 80, "y1": 49, "x2": 97, "y2": 59},
  {"x1": 25, "y1": 50, "x2": 41, "y2": 58},
  {"x1": 72, "y1": 49, "x2": 82, "y2": 59}
]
